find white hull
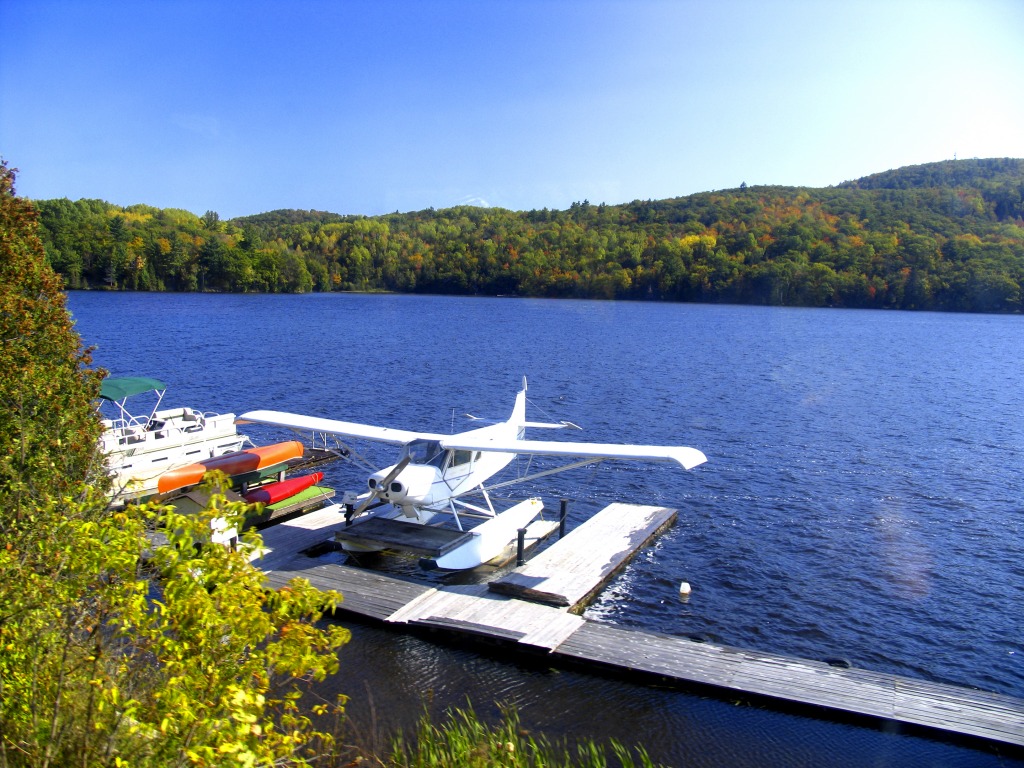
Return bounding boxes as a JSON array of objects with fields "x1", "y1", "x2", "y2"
[{"x1": 102, "y1": 407, "x2": 248, "y2": 505}]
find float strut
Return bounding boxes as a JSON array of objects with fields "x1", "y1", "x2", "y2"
[
  {"x1": 559, "y1": 498, "x2": 569, "y2": 539},
  {"x1": 516, "y1": 528, "x2": 527, "y2": 566}
]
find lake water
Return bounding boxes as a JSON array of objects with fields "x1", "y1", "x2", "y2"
[{"x1": 68, "y1": 291, "x2": 1024, "y2": 766}]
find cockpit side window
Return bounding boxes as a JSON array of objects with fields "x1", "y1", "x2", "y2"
[
  {"x1": 451, "y1": 449, "x2": 474, "y2": 467},
  {"x1": 405, "y1": 439, "x2": 444, "y2": 466}
]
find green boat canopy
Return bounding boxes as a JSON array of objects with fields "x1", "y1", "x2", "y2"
[{"x1": 99, "y1": 377, "x2": 167, "y2": 402}]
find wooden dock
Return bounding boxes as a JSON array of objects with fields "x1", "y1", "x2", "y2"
[
  {"x1": 490, "y1": 503, "x2": 676, "y2": 609},
  {"x1": 249, "y1": 502, "x2": 350, "y2": 572},
  {"x1": 254, "y1": 503, "x2": 1024, "y2": 752},
  {"x1": 249, "y1": 502, "x2": 557, "y2": 572}
]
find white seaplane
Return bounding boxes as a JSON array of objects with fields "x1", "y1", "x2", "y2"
[{"x1": 238, "y1": 378, "x2": 706, "y2": 570}]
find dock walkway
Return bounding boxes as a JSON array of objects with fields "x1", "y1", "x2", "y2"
[
  {"x1": 255, "y1": 503, "x2": 1024, "y2": 751},
  {"x1": 490, "y1": 503, "x2": 675, "y2": 608}
]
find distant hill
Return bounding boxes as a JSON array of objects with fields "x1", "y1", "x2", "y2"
[
  {"x1": 33, "y1": 158, "x2": 1024, "y2": 313},
  {"x1": 838, "y1": 157, "x2": 1024, "y2": 191}
]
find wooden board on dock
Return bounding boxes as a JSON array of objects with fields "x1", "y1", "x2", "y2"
[
  {"x1": 249, "y1": 503, "x2": 348, "y2": 572},
  {"x1": 334, "y1": 517, "x2": 475, "y2": 558},
  {"x1": 265, "y1": 562, "x2": 433, "y2": 620},
  {"x1": 554, "y1": 622, "x2": 1024, "y2": 747},
  {"x1": 489, "y1": 503, "x2": 677, "y2": 609},
  {"x1": 387, "y1": 581, "x2": 586, "y2": 650}
]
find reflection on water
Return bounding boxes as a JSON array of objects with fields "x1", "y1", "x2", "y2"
[{"x1": 315, "y1": 617, "x2": 1016, "y2": 767}]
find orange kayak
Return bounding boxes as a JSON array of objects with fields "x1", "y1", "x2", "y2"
[{"x1": 157, "y1": 441, "x2": 304, "y2": 495}]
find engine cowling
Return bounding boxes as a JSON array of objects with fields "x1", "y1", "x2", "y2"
[{"x1": 367, "y1": 463, "x2": 436, "y2": 505}]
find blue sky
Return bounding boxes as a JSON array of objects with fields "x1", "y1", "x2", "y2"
[{"x1": 2, "y1": 0, "x2": 1022, "y2": 219}]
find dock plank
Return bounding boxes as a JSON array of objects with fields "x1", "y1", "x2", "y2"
[
  {"x1": 555, "y1": 622, "x2": 1024, "y2": 745},
  {"x1": 266, "y1": 561, "x2": 433, "y2": 620},
  {"x1": 250, "y1": 503, "x2": 349, "y2": 572},
  {"x1": 387, "y1": 579, "x2": 585, "y2": 651},
  {"x1": 490, "y1": 503, "x2": 676, "y2": 609},
  {"x1": 335, "y1": 517, "x2": 474, "y2": 557}
]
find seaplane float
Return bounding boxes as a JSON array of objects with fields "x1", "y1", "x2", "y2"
[{"x1": 239, "y1": 378, "x2": 707, "y2": 570}]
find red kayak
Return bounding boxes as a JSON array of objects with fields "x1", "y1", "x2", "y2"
[
  {"x1": 157, "y1": 441, "x2": 305, "y2": 495},
  {"x1": 243, "y1": 472, "x2": 323, "y2": 506}
]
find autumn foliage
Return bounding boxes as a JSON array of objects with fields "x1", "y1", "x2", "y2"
[{"x1": 31, "y1": 158, "x2": 1024, "y2": 313}]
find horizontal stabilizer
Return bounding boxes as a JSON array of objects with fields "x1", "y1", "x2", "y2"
[{"x1": 463, "y1": 416, "x2": 574, "y2": 430}]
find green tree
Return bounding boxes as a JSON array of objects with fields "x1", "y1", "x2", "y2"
[
  {"x1": 201, "y1": 210, "x2": 221, "y2": 231},
  {"x1": 29, "y1": 158, "x2": 1024, "y2": 312},
  {"x1": 0, "y1": 163, "x2": 350, "y2": 766},
  {"x1": 0, "y1": 160, "x2": 106, "y2": 530}
]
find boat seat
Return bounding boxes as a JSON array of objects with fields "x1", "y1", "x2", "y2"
[{"x1": 181, "y1": 411, "x2": 205, "y2": 431}]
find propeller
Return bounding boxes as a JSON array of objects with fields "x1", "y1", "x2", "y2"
[{"x1": 352, "y1": 455, "x2": 411, "y2": 517}]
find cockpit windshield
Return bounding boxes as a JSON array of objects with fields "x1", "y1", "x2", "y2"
[{"x1": 404, "y1": 439, "x2": 446, "y2": 468}]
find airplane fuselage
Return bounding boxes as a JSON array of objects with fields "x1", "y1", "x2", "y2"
[{"x1": 367, "y1": 390, "x2": 527, "y2": 515}]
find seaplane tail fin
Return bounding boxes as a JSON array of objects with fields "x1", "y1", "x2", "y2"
[{"x1": 510, "y1": 377, "x2": 528, "y2": 434}]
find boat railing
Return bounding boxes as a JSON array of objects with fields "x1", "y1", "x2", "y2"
[
  {"x1": 102, "y1": 416, "x2": 151, "y2": 446},
  {"x1": 145, "y1": 411, "x2": 234, "y2": 443},
  {"x1": 102, "y1": 410, "x2": 238, "y2": 451}
]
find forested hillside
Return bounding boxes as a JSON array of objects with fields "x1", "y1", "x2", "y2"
[{"x1": 34, "y1": 158, "x2": 1024, "y2": 312}]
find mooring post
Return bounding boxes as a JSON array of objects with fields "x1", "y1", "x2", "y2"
[
  {"x1": 559, "y1": 498, "x2": 568, "y2": 538},
  {"x1": 516, "y1": 528, "x2": 527, "y2": 566}
]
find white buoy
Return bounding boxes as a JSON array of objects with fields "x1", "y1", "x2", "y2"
[{"x1": 679, "y1": 581, "x2": 691, "y2": 596}]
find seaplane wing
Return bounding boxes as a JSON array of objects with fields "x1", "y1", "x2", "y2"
[
  {"x1": 439, "y1": 436, "x2": 708, "y2": 470},
  {"x1": 237, "y1": 409, "x2": 445, "y2": 446}
]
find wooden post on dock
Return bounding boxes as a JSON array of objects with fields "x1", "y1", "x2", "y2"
[
  {"x1": 516, "y1": 528, "x2": 527, "y2": 565},
  {"x1": 559, "y1": 498, "x2": 568, "y2": 538}
]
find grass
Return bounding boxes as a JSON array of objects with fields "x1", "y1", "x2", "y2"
[{"x1": 382, "y1": 704, "x2": 662, "y2": 768}]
